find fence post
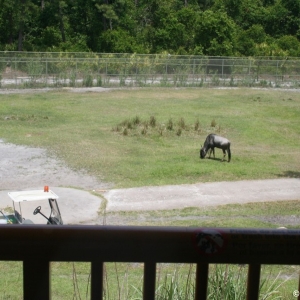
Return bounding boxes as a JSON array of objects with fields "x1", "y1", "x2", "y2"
[
  {"x1": 46, "y1": 58, "x2": 48, "y2": 87},
  {"x1": 222, "y1": 58, "x2": 224, "y2": 79},
  {"x1": 193, "y1": 58, "x2": 195, "y2": 85}
]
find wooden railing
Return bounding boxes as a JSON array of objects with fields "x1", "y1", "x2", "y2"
[{"x1": 0, "y1": 225, "x2": 300, "y2": 300}]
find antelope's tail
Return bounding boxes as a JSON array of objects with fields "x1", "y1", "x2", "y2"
[{"x1": 227, "y1": 143, "x2": 231, "y2": 162}]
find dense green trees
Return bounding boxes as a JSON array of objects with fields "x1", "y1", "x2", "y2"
[{"x1": 0, "y1": 0, "x2": 299, "y2": 56}]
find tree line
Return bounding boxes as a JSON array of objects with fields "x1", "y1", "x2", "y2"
[{"x1": 1, "y1": 0, "x2": 300, "y2": 57}]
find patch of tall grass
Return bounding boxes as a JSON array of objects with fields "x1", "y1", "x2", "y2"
[{"x1": 56, "y1": 263, "x2": 297, "y2": 300}]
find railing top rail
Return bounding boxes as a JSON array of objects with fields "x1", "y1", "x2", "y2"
[{"x1": 0, "y1": 225, "x2": 299, "y2": 265}]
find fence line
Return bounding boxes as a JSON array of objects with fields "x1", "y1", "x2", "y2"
[{"x1": 1, "y1": 52, "x2": 300, "y2": 89}]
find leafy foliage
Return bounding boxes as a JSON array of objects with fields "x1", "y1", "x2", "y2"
[{"x1": 0, "y1": 0, "x2": 300, "y2": 56}]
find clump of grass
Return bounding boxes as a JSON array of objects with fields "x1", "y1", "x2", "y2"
[
  {"x1": 96, "y1": 75, "x2": 102, "y2": 87},
  {"x1": 194, "y1": 119, "x2": 200, "y2": 131},
  {"x1": 141, "y1": 126, "x2": 147, "y2": 135},
  {"x1": 158, "y1": 125, "x2": 165, "y2": 136},
  {"x1": 114, "y1": 115, "x2": 223, "y2": 138},
  {"x1": 143, "y1": 121, "x2": 149, "y2": 129},
  {"x1": 19, "y1": 114, "x2": 37, "y2": 122},
  {"x1": 167, "y1": 118, "x2": 173, "y2": 131},
  {"x1": 156, "y1": 265, "x2": 195, "y2": 300},
  {"x1": 211, "y1": 119, "x2": 217, "y2": 127},
  {"x1": 83, "y1": 74, "x2": 93, "y2": 87},
  {"x1": 132, "y1": 116, "x2": 141, "y2": 126},
  {"x1": 126, "y1": 121, "x2": 134, "y2": 130},
  {"x1": 112, "y1": 125, "x2": 122, "y2": 132},
  {"x1": 259, "y1": 267, "x2": 294, "y2": 300},
  {"x1": 176, "y1": 128, "x2": 182, "y2": 136},
  {"x1": 69, "y1": 72, "x2": 76, "y2": 87},
  {"x1": 207, "y1": 264, "x2": 247, "y2": 299},
  {"x1": 150, "y1": 115, "x2": 156, "y2": 127},
  {"x1": 178, "y1": 117, "x2": 186, "y2": 129},
  {"x1": 119, "y1": 119, "x2": 134, "y2": 130}
]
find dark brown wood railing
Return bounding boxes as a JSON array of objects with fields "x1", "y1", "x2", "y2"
[{"x1": 0, "y1": 225, "x2": 300, "y2": 300}]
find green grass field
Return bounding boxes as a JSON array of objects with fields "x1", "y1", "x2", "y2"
[
  {"x1": 1, "y1": 88, "x2": 299, "y2": 188},
  {"x1": 0, "y1": 87, "x2": 300, "y2": 299}
]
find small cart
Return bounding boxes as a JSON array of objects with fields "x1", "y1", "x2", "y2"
[{"x1": 0, "y1": 188, "x2": 63, "y2": 225}]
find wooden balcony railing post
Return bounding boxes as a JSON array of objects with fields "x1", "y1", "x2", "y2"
[
  {"x1": 23, "y1": 259, "x2": 50, "y2": 300},
  {"x1": 91, "y1": 261, "x2": 104, "y2": 299},
  {"x1": 298, "y1": 271, "x2": 300, "y2": 300},
  {"x1": 143, "y1": 262, "x2": 156, "y2": 300},
  {"x1": 246, "y1": 264, "x2": 261, "y2": 300},
  {"x1": 195, "y1": 263, "x2": 209, "y2": 300}
]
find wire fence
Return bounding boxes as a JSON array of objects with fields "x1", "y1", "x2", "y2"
[{"x1": 1, "y1": 52, "x2": 300, "y2": 89}]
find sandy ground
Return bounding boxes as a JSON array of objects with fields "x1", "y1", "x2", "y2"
[{"x1": 1, "y1": 139, "x2": 300, "y2": 226}]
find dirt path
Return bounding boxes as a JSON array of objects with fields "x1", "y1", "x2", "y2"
[
  {"x1": 0, "y1": 139, "x2": 110, "y2": 191},
  {"x1": 104, "y1": 178, "x2": 300, "y2": 212}
]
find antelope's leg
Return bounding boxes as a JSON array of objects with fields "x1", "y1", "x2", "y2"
[
  {"x1": 208, "y1": 148, "x2": 215, "y2": 159},
  {"x1": 222, "y1": 149, "x2": 226, "y2": 161},
  {"x1": 208, "y1": 149, "x2": 212, "y2": 158}
]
